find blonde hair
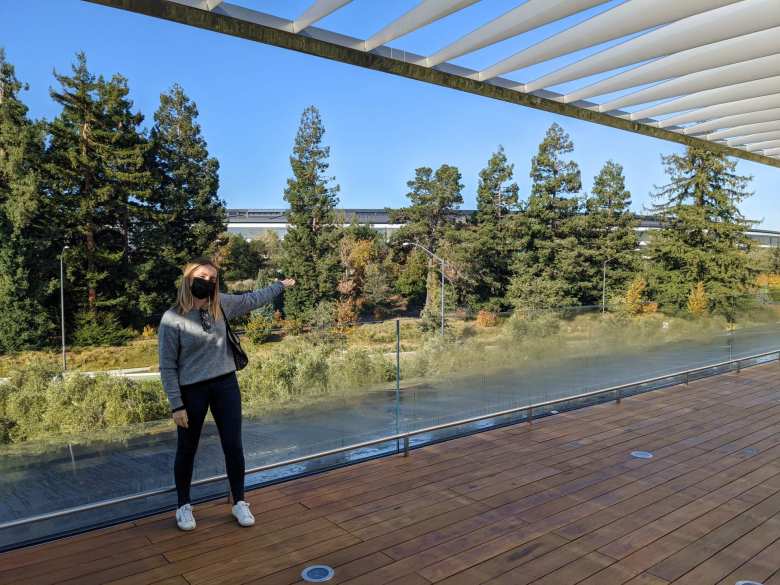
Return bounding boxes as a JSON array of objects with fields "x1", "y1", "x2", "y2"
[{"x1": 174, "y1": 256, "x2": 223, "y2": 321}]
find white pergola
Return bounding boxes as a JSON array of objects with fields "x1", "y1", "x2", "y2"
[{"x1": 85, "y1": 0, "x2": 780, "y2": 168}]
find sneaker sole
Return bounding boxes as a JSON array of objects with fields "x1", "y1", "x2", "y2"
[{"x1": 232, "y1": 513, "x2": 254, "y2": 527}]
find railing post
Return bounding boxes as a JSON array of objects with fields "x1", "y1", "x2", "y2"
[
  {"x1": 403, "y1": 436, "x2": 410, "y2": 457},
  {"x1": 528, "y1": 406, "x2": 533, "y2": 425},
  {"x1": 616, "y1": 387, "x2": 622, "y2": 404},
  {"x1": 736, "y1": 359, "x2": 741, "y2": 374},
  {"x1": 685, "y1": 372, "x2": 689, "y2": 385}
]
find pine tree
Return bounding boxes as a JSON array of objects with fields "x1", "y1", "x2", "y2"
[
  {"x1": 99, "y1": 70, "x2": 152, "y2": 326},
  {"x1": 469, "y1": 146, "x2": 520, "y2": 307},
  {"x1": 133, "y1": 84, "x2": 225, "y2": 322},
  {"x1": 578, "y1": 161, "x2": 639, "y2": 307},
  {"x1": 391, "y1": 164, "x2": 464, "y2": 250},
  {"x1": 391, "y1": 164, "x2": 463, "y2": 323},
  {"x1": 648, "y1": 146, "x2": 755, "y2": 321},
  {"x1": 508, "y1": 123, "x2": 582, "y2": 310},
  {"x1": 0, "y1": 49, "x2": 56, "y2": 351},
  {"x1": 46, "y1": 53, "x2": 149, "y2": 336},
  {"x1": 475, "y1": 145, "x2": 519, "y2": 226},
  {"x1": 280, "y1": 106, "x2": 341, "y2": 320}
]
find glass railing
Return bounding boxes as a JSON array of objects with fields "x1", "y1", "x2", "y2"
[{"x1": 1, "y1": 299, "x2": 779, "y2": 550}]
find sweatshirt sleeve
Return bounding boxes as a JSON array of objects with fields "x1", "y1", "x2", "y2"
[
  {"x1": 220, "y1": 281, "x2": 285, "y2": 320},
  {"x1": 157, "y1": 313, "x2": 184, "y2": 412}
]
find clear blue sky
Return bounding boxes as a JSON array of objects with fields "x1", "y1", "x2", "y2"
[{"x1": 2, "y1": 0, "x2": 778, "y2": 230}]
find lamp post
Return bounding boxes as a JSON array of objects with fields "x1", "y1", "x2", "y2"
[
  {"x1": 402, "y1": 242, "x2": 446, "y2": 336},
  {"x1": 60, "y1": 245, "x2": 69, "y2": 371}
]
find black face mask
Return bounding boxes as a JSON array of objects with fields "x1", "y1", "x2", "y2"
[{"x1": 190, "y1": 277, "x2": 216, "y2": 299}]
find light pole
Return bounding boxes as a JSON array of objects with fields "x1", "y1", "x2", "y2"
[
  {"x1": 60, "y1": 245, "x2": 69, "y2": 371},
  {"x1": 402, "y1": 242, "x2": 446, "y2": 336}
]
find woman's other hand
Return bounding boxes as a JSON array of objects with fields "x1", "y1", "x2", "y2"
[
  {"x1": 280, "y1": 278, "x2": 296, "y2": 288},
  {"x1": 173, "y1": 409, "x2": 189, "y2": 428}
]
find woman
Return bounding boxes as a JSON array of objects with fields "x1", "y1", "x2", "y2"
[{"x1": 157, "y1": 256, "x2": 295, "y2": 531}]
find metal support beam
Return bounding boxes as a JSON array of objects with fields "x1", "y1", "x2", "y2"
[{"x1": 82, "y1": 0, "x2": 780, "y2": 169}]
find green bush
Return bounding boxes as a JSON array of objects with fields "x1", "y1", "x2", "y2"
[
  {"x1": 310, "y1": 300, "x2": 337, "y2": 330},
  {"x1": 245, "y1": 305, "x2": 274, "y2": 344},
  {"x1": 505, "y1": 311, "x2": 561, "y2": 341},
  {"x1": 329, "y1": 347, "x2": 394, "y2": 391},
  {"x1": 72, "y1": 310, "x2": 136, "y2": 347},
  {"x1": 0, "y1": 364, "x2": 169, "y2": 445}
]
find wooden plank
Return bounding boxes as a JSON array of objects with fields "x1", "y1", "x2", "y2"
[{"x1": 2, "y1": 363, "x2": 779, "y2": 585}]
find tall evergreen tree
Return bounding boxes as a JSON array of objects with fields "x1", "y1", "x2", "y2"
[
  {"x1": 391, "y1": 164, "x2": 464, "y2": 250},
  {"x1": 99, "y1": 69, "x2": 152, "y2": 326},
  {"x1": 0, "y1": 50, "x2": 56, "y2": 351},
  {"x1": 391, "y1": 164, "x2": 463, "y2": 321},
  {"x1": 647, "y1": 146, "x2": 755, "y2": 320},
  {"x1": 46, "y1": 53, "x2": 149, "y2": 329},
  {"x1": 578, "y1": 161, "x2": 639, "y2": 306},
  {"x1": 508, "y1": 123, "x2": 582, "y2": 310},
  {"x1": 133, "y1": 84, "x2": 224, "y2": 322},
  {"x1": 280, "y1": 106, "x2": 341, "y2": 320},
  {"x1": 470, "y1": 145, "x2": 520, "y2": 307}
]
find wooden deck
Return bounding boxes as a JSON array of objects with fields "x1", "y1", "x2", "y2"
[{"x1": 2, "y1": 362, "x2": 780, "y2": 585}]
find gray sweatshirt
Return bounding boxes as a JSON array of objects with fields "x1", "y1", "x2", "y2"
[{"x1": 157, "y1": 282, "x2": 285, "y2": 411}]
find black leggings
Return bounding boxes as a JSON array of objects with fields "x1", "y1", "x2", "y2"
[{"x1": 174, "y1": 371, "x2": 245, "y2": 507}]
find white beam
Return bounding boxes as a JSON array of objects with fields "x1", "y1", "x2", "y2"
[
  {"x1": 659, "y1": 94, "x2": 780, "y2": 129},
  {"x1": 727, "y1": 130, "x2": 780, "y2": 146},
  {"x1": 293, "y1": 0, "x2": 352, "y2": 33},
  {"x1": 564, "y1": 27, "x2": 780, "y2": 104},
  {"x1": 745, "y1": 139, "x2": 780, "y2": 152},
  {"x1": 425, "y1": 0, "x2": 608, "y2": 68},
  {"x1": 600, "y1": 53, "x2": 780, "y2": 113},
  {"x1": 364, "y1": 0, "x2": 478, "y2": 53},
  {"x1": 198, "y1": 0, "x2": 223, "y2": 10},
  {"x1": 478, "y1": 0, "x2": 741, "y2": 83},
  {"x1": 630, "y1": 76, "x2": 780, "y2": 121},
  {"x1": 523, "y1": 0, "x2": 780, "y2": 92},
  {"x1": 684, "y1": 108, "x2": 780, "y2": 135},
  {"x1": 708, "y1": 121, "x2": 780, "y2": 141}
]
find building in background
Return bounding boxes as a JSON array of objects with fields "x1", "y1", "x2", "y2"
[{"x1": 226, "y1": 208, "x2": 780, "y2": 248}]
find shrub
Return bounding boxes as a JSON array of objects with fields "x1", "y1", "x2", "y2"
[
  {"x1": 330, "y1": 347, "x2": 394, "y2": 390},
  {"x1": 0, "y1": 364, "x2": 169, "y2": 444},
  {"x1": 476, "y1": 309, "x2": 498, "y2": 328},
  {"x1": 310, "y1": 300, "x2": 337, "y2": 331},
  {"x1": 687, "y1": 282, "x2": 709, "y2": 317},
  {"x1": 72, "y1": 310, "x2": 135, "y2": 347},
  {"x1": 281, "y1": 317, "x2": 306, "y2": 336},
  {"x1": 245, "y1": 305, "x2": 274, "y2": 344},
  {"x1": 142, "y1": 325, "x2": 156, "y2": 338},
  {"x1": 335, "y1": 299, "x2": 358, "y2": 329},
  {"x1": 624, "y1": 277, "x2": 648, "y2": 315},
  {"x1": 506, "y1": 311, "x2": 561, "y2": 341}
]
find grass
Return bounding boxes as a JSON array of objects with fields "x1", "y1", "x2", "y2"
[
  {"x1": 0, "y1": 338, "x2": 159, "y2": 377},
  {"x1": 1, "y1": 304, "x2": 778, "y2": 455}
]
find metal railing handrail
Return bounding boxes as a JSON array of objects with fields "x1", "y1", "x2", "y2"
[{"x1": 1, "y1": 348, "x2": 778, "y2": 532}]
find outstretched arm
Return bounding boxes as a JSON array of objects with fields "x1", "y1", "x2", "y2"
[{"x1": 220, "y1": 280, "x2": 289, "y2": 320}]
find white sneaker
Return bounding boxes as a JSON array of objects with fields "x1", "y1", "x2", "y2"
[
  {"x1": 232, "y1": 500, "x2": 255, "y2": 527},
  {"x1": 176, "y1": 503, "x2": 196, "y2": 531}
]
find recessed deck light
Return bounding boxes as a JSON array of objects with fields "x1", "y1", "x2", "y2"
[{"x1": 301, "y1": 565, "x2": 335, "y2": 582}]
